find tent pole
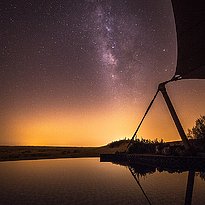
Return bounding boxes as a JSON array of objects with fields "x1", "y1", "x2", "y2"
[{"x1": 158, "y1": 82, "x2": 192, "y2": 153}]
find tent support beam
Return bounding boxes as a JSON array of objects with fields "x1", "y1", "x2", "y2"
[{"x1": 158, "y1": 82, "x2": 192, "y2": 153}]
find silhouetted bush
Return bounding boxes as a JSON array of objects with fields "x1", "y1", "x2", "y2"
[{"x1": 128, "y1": 138, "x2": 164, "y2": 154}]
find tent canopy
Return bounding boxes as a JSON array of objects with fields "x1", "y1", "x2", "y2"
[{"x1": 171, "y1": 0, "x2": 205, "y2": 80}]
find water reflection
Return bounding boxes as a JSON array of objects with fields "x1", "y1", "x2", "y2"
[
  {"x1": 113, "y1": 161, "x2": 205, "y2": 205},
  {"x1": 0, "y1": 158, "x2": 205, "y2": 205},
  {"x1": 128, "y1": 166, "x2": 152, "y2": 205},
  {"x1": 185, "y1": 171, "x2": 195, "y2": 205}
]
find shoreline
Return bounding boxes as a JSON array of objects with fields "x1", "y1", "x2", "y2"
[
  {"x1": 0, "y1": 144, "x2": 127, "y2": 162},
  {"x1": 0, "y1": 155, "x2": 100, "y2": 163}
]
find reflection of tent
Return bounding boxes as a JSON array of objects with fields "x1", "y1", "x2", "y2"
[
  {"x1": 128, "y1": 1, "x2": 205, "y2": 153},
  {"x1": 128, "y1": 163, "x2": 196, "y2": 205},
  {"x1": 128, "y1": 166, "x2": 152, "y2": 205}
]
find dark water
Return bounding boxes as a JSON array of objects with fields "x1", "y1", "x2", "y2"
[{"x1": 0, "y1": 158, "x2": 205, "y2": 205}]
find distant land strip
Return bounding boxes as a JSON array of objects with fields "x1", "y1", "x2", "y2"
[{"x1": 0, "y1": 142, "x2": 128, "y2": 162}]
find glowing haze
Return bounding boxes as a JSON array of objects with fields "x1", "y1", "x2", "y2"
[{"x1": 1, "y1": 0, "x2": 205, "y2": 146}]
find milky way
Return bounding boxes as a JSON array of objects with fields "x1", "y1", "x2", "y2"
[
  {"x1": 1, "y1": 0, "x2": 175, "y2": 107},
  {"x1": 84, "y1": 0, "x2": 175, "y2": 101}
]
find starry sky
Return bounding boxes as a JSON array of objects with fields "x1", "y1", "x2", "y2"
[{"x1": 1, "y1": 0, "x2": 205, "y2": 146}]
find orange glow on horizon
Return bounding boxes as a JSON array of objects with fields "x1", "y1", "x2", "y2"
[
  {"x1": 1, "y1": 81, "x2": 204, "y2": 147},
  {"x1": 7, "y1": 105, "x2": 136, "y2": 146}
]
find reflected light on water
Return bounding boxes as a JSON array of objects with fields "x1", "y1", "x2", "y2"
[{"x1": 0, "y1": 158, "x2": 205, "y2": 205}]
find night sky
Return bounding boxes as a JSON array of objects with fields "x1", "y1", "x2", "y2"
[{"x1": 1, "y1": 0, "x2": 205, "y2": 146}]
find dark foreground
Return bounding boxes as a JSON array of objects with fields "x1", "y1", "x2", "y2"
[
  {"x1": 0, "y1": 158, "x2": 205, "y2": 205},
  {"x1": 0, "y1": 144, "x2": 128, "y2": 161},
  {"x1": 100, "y1": 153, "x2": 205, "y2": 171}
]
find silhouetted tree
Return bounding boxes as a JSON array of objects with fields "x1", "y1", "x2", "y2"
[{"x1": 187, "y1": 115, "x2": 205, "y2": 140}]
